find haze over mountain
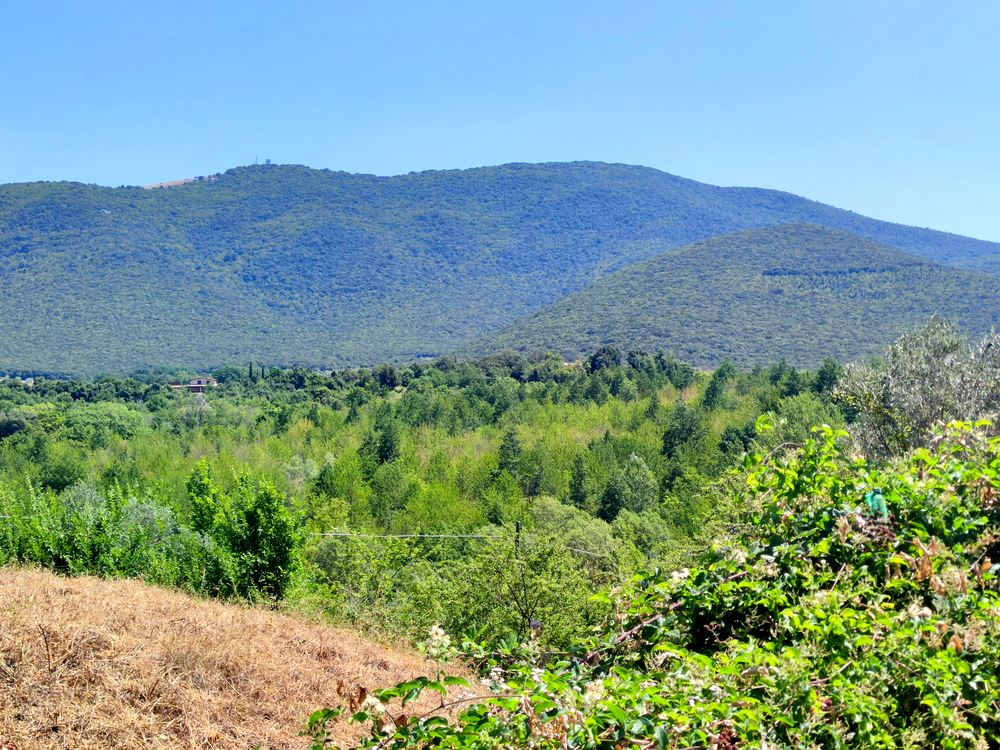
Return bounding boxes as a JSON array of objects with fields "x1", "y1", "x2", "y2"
[
  {"x1": 464, "y1": 224, "x2": 1000, "y2": 368},
  {"x1": 1, "y1": 162, "x2": 998, "y2": 374}
]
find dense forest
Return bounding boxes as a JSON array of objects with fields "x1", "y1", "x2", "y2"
[
  {"x1": 465, "y1": 224, "x2": 1000, "y2": 367},
  {"x1": 2, "y1": 161, "x2": 1000, "y2": 374},
  {"x1": 0, "y1": 345, "x2": 842, "y2": 648}
]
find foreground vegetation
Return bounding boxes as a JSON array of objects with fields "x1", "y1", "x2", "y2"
[
  {"x1": 7, "y1": 320, "x2": 1000, "y2": 747},
  {"x1": 316, "y1": 420, "x2": 1000, "y2": 749},
  {"x1": 303, "y1": 321, "x2": 1000, "y2": 748}
]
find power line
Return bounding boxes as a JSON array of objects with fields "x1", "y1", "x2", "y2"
[
  {"x1": 562, "y1": 545, "x2": 608, "y2": 559},
  {"x1": 307, "y1": 530, "x2": 609, "y2": 558},
  {"x1": 310, "y1": 532, "x2": 498, "y2": 539}
]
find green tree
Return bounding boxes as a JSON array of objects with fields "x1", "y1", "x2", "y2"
[
  {"x1": 836, "y1": 317, "x2": 1000, "y2": 458},
  {"x1": 657, "y1": 350, "x2": 695, "y2": 389},
  {"x1": 497, "y1": 427, "x2": 523, "y2": 478},
  {"x1": 643, "y1": 396, "x2": 660, "y2": 422},
  {"x1": 369, "y1": 462, "x2": 416, "y2": 529},
  {"x1": 662, "y1": 404, "x2": 705, "y2": 459},
  {"x1": 702, "y1": 359, "x2": 736, "y2": 409},
  {"x1": 185, "y1": 463, "x2": 298, "y2": 599},
  {"x1": 812, "y1": 355, "x2": 843, "y2": 394},
  {"x1": 598, "y1": 453, "x2": 658, "y2": 522},
  {"x1": 585, "y1": 345, "x2": 621, "y2": 373},
  {"x1": 213, "y1": 472, "x2": 298, "y2": 599},
  {"x1": 376, "y1": 418, "x2": 401, "y2": 464},
  {"x1": 186, "y1": 458, "x2": 221, "y2": 534},
  {"x1": 358, "y1": 410, "x2": 402, "y2": 479},
  {"x1": 446, "y1": 537, "x2": 606, "y2": 648},
  {"x1": 568, "y1": 454, "x2": 589, "y2": 511},
  {"x1": 718, "y1": 421, "x2": 757, "y2": 457}
]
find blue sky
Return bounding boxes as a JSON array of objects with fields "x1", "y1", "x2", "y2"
[{"x1": 3, "y1": 1, "x2": 998, "y2": 240}]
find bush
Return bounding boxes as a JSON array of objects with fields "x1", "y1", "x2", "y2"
[
  {"x1": 186, "y1": 461, "x2": 299, "y2": 599},
  {"x1": 837, "y1": 317, "x2": 1000, "y2": 459},
  {"x1": 315, "y1": 422, "x2": 1000, "y2": 749},
  {"x1": 441, "y1": 536, "x2": 609, "y2": 650}
]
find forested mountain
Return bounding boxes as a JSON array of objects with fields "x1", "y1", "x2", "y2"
[
  {"x1": 2, "y1": 161, "x2": 999, "y2": 374},
  {"x1": 463, "y1": 224, "x2": 1000, "y2": 368}
]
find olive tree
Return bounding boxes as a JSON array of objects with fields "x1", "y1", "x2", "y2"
[{"x1": 836, "y1": 317, "x2": 1000, "y2": 459}]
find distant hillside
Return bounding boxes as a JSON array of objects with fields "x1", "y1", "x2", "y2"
[
  {"x1": 1, "y1": 162, "x2": 999, "y2": 374},
  {"x1": 462, "y1": 224, "x2": 1000, "y2": 368}
]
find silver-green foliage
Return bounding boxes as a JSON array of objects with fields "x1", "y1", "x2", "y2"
[{"x1": 836, "y1": 317, "x2": 1000, "y2": 459}]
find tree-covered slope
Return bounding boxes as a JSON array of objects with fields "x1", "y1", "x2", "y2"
[
  {"x1": 463, "y1": 224, "x2": 1000, "y2": 368},
  {"x1": 2, "y1": 162, "x2": 999, "y2": 374}
]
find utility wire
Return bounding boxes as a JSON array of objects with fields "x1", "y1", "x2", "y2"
[
  {"x1": 310, "y1": 532, "x2": 498, "y2": 540},
  {"x1": 308, "y1": 530, "x2": 609, "y2": 558},
  {"x1": 562, "y1": 545, "x2": 608, "y2": 558}
]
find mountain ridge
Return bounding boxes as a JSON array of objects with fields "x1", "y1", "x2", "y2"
[
  {"x1": 462, "y1": 223, "x2": 1000, "y2": 368},
  {"x1": 2, "y1": 161, "x2": 999, "y2": 374}
]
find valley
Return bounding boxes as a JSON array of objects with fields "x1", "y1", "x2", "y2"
[{"x1": 3, "y1": 163, "x2": 1000, "y2": 747}]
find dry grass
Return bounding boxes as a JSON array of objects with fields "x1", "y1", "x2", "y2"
[
  {"x1": 141, "y1": 178, "x2": 198, "y2": 190},
  {"x1": 0, "y1": 567, "x2": 476, "y2": 749}
]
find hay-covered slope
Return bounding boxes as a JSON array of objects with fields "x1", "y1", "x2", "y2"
[{"x1": 0, "y1": 567, "x2": 472, "y2": 749}]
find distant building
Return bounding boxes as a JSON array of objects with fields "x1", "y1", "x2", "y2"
[
  {"x1": 169, "y1": 378, "x2": 218, "y2": 393},
  {"x1": 187, "y1": 377, "x2": 218, "y2": 393}
]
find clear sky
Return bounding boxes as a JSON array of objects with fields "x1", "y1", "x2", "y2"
[{"x1": 3, "y1": 1, "x2": 998, "y2": 241}]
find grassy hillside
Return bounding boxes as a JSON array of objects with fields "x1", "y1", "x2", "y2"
[
  {"x1": 2, "y1": 162, "x2": 999, "y2": 374},
  {"x1": 463, "y1": 224, "x2": 1000, "y2": 368}
]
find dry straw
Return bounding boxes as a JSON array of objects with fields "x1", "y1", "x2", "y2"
[{"x1": 0, "y1": 566, "x2": 474, "y2": 749}]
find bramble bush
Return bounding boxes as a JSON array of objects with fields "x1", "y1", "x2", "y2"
[{"x1": 309, "y1": 420, "x2": 1000, "y2": 749}]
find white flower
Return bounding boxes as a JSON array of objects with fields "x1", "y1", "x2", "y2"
[
  {"x1": 670, "y1": 568, "x2": 690, "y2": 581},
  {"x1": 427, "y1": 624, "x2": 450, "y2": 646},
  {"x1": 360, "y1": 694, "x2": 385, "y2": 715},
  {"x1": 483, "y1": 666, "x2": 509, "y2": 691},
  {"x1": 581, "y1": 681, "x2": 605, "y2": 708},
  {"x1": 425, "y1": 624, "x2": 451, "y2": 656}
]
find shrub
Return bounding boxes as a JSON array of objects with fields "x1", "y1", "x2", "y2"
[
  {"x1": 186, "y1": 462, "x2": 299, "y2": 599},
  {"x1": 312, "y1": 421, "x2": 1000, "y2": 749},
  {"x1": 837, "y1": 317, "x2": 1000, "y2": 459}
]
